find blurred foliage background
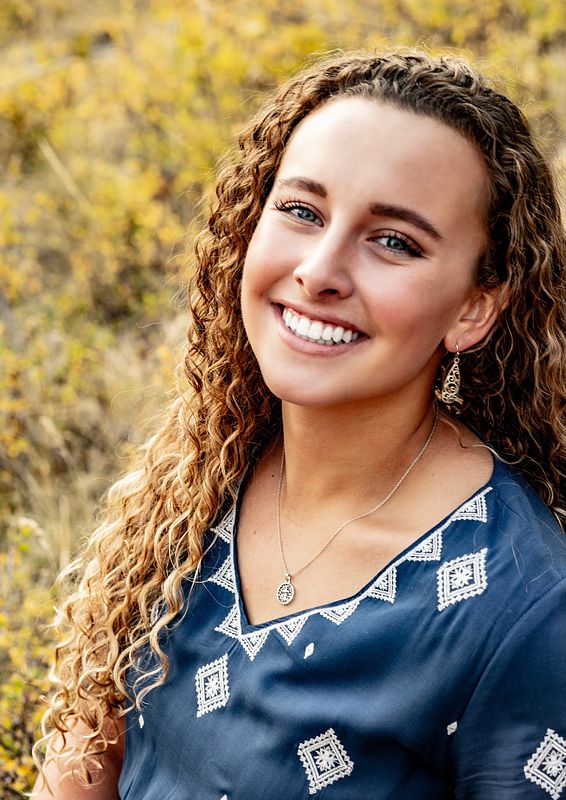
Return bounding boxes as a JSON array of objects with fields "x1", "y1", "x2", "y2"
[{"x1": 0, "y1": 0, "x2": 564, "y2": 794}]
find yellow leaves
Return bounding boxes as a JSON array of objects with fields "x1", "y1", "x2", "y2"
[
  {"x1": 0, "y1": 1, "x2": 565, "y2": 795},
  {"x1": 0, "y1": 261, "x2": 25, "y2": 301},
  {"x1": 0, "y1": 529, "x2": 54, "y2": 794}
]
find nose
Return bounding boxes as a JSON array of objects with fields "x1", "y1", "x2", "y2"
[{"x1": 293, "y1": 230, "x2": 354, "y2": 300}]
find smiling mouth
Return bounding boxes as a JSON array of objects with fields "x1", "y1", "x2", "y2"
[{"x1": 280, "y1": 305, "x2": 362, "y2": 346}]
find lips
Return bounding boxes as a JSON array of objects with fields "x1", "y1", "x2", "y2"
[{"x1": 280, "y1": 305, "x2": 362, "y2": 346}]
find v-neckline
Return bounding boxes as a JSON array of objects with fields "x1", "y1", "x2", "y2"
[{"x1": 229, "y1": 456, "x2": 500, "y2": 633}]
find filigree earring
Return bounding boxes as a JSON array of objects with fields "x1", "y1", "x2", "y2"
[{"x1": 435, "y1": 345, "x2": 463, "y2": 410}]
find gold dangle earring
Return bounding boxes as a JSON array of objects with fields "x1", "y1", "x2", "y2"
[{"x1": 435, "y1": 345, "x2": 463, "y2": 411}]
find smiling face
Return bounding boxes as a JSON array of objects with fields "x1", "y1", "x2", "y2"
[{"x1": 241, "y1": 97, "x2": 499, "y2": 411}]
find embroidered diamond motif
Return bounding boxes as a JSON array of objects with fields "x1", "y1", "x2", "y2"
[
  {"x1": 406, "y1": 531, "x2": 443, "y2": 562},
  {"x1": 437, "y1": 548, "x2": 488, "y2": 611},
  {"x1": 195, "y1": 654, "x2": 230, "y2": 717},
  {"x1": 367, "y1": 566, "x2": 397, "y2": 603},
  {"x1": 211, "y1": 504, "x2": 236, "y2": 544},
  {"x1": 276, "y1": 615, "x2": 308, "y2": 645},
  {"x1": 298, "y1": 728, "x2": 354, "y2": 795},
  {"x1": 524, "y1": 729, "x2": 566, "y2": 799},
  {"x1": 304, "y1": 643, "x2": 315, "y2": 659},
  {"x1": 320, "y1": 598, "x2": 361, "y2": 625},
  {"x1": 214, "y1": 604, "x2": 241, "y2": 640},
  {"x1": 209, "y1": 556, "x2": 236, "y2": 594},
  {"x1": 239, "y1": 629, "x2": 270, "y2": 661},
  {"x1": 452, "y1": 488, "x2": 491, "y2": 523}
]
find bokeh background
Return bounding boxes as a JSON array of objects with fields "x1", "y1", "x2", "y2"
[{"x1": 0, "y1": 0, "x2": 564, "y2": 794}]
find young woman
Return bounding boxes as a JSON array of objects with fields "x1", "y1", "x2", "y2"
[{"x1": 33, "y1": 49, "x2": 565, "y2": 799}]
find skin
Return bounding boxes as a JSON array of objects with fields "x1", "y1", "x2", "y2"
[
  {"x1": 238, "y1": 98, "x2": 506, "y2": 625},
  {"x1": 31, "y1": 719, "x2": 124, "y2": 799},
  {"x1": 34, "y1": 97, "x2": 507, "y2": 795},
  {"x1": 241, "y1": 97, "x2": 497, "y2": 411}
]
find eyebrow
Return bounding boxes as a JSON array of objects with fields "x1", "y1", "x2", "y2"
[
  {"x1": 276, "y1": 176, "x2": 327, "y2": 197},
  {"x1": 275, "y1": 176, "x2": 443, "y2": 242},
  {"x1": 369, "y1": 202, "x2": 443, "y2": 242}
]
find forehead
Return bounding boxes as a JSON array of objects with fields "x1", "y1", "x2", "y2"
[{"x1": 277, "y1": 97, "x2": 489, "y2": 229}]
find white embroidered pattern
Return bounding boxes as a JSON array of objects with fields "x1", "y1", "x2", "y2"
[
  {"x1": 208, "y1": 485, "x2": 493, "y2": 657},
  {"x1": 320, "y1": 598, "x2": 361, "y2": 625},
  {"x1": 213, "y1": 605, "x2": 271, "y2": 660},
  {"x1": 405, "y1": 530, "x2": 443, "y2": 562},
  {"x1": 446, "y1": 721, "x2": 458, "y2": 736},
  {"x1": 304, "y1": 643, "x2": 315, "y2": 659},
  {"x1": 211, "y1": 504, "x2": 237, "y2": 544},
  {"x1": 367, "y1": 566, "x2": 397, "y2": 603},
  {"x1": 214, "y1": 604, "x2": 242, "y2": 641},
  {"x1": 524, "y1": 729, "x2": 566, "y2": 799},
  {"x1": 298, "y1": 728, "x2": 354, "y2": 795},
  {"x1": 195, "y1": 654, "x2": 230, "y2": 717},
  {"x1": 209, "y1": 555, "x2": 236, "y2": 594},
  {"x1": 277, "y1": 616, "x2": 308, "y2": 645},
  {"x1": 239, "y1": 629, "x2": 270, "y2": 661},
  {"x1": 436, "y1": 548, "x2": 488, "y2": 611},
  {"x1": 451, "y1": 491, "x2": 490, "y2": 523}
]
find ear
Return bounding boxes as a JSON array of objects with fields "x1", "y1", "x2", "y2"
[{"x1": 444, "y1": 282, "x2": 509, "y2": 353}]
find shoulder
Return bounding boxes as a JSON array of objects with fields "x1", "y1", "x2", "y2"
[
  {"x1": 490, "y1": 458, "x2": 561, "y2": 525},
  {"x1": 487, "y1": 459, "x2": 565, "y2": 559},
  {"x1": 431, "y1": 453, "x2": 564, "y2": 649},
  {"x1": 477, "y1": 458, "x2": 566, "y2": 613}
]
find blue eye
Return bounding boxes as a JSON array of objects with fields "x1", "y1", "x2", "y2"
[
  {"x1": 274, "y1": 199, "x2": 323, "y2": 227},
  {"x1": 292, "y1": 206, "x2": 318, "y2": 222},
  {"x1": 375, "y1": 232, "x2": 423, "y2": 258},
  {"x1": 383, "y1": 235, "x2": 406, "y2": 250}
]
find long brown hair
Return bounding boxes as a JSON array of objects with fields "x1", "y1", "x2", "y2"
[{"x1": 35, "y1": 48, "x2": 565, "y2": 785}]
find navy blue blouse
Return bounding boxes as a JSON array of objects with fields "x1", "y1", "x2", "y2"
[{"x1": 119, "y1": 459, "x2": 566, "y2": 799}]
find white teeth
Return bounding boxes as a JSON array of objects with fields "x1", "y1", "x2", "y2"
[
  {"x1": 281, "y1": 307, "x2": 359, "y2": 346},
  {"x1": 307, "y1": 320, "x2": 323, "y2": 340}
]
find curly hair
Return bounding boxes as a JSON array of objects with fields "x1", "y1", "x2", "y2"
[{"x1": 35, "y1": 48, "x2": 565, "y2": 786}]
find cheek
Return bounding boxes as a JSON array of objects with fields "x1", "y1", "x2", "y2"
[
  {"x1": 367, "y1": 277, "x2": 467, "y2": 345},
  {"x1": 242, "y1": 230, "x2": 287, "y2": 301},
  {"x1": 241, "y1": 235, "x2": 262, "y2": 304},
  {"x1": 240, "y1": 239, "x2": 274, "y2": 333}
]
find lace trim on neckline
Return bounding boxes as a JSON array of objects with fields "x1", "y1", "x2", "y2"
[{"x1": 208, "y1": 486, "x2": 492, "y2": 660}]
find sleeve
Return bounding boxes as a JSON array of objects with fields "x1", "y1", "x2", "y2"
[{"x1": 451, "y1": 578, "x2": 566, "y2": 800}]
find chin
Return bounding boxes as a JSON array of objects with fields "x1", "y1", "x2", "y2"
[{"x1": 261, "y1": 372, "x2": 360, "y2": 409}]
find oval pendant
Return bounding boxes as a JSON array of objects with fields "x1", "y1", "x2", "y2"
[{"x1": 276, "y1": 579, "x2": 295, "y2": 605}]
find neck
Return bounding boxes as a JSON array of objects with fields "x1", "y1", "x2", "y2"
[{"x1": 278, "y1": 396, "x2": 438, "y2": 513}]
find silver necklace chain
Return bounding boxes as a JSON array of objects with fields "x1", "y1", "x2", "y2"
[{"x1": 275, "y1": 407, "x2": 440, "y2": 606}]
